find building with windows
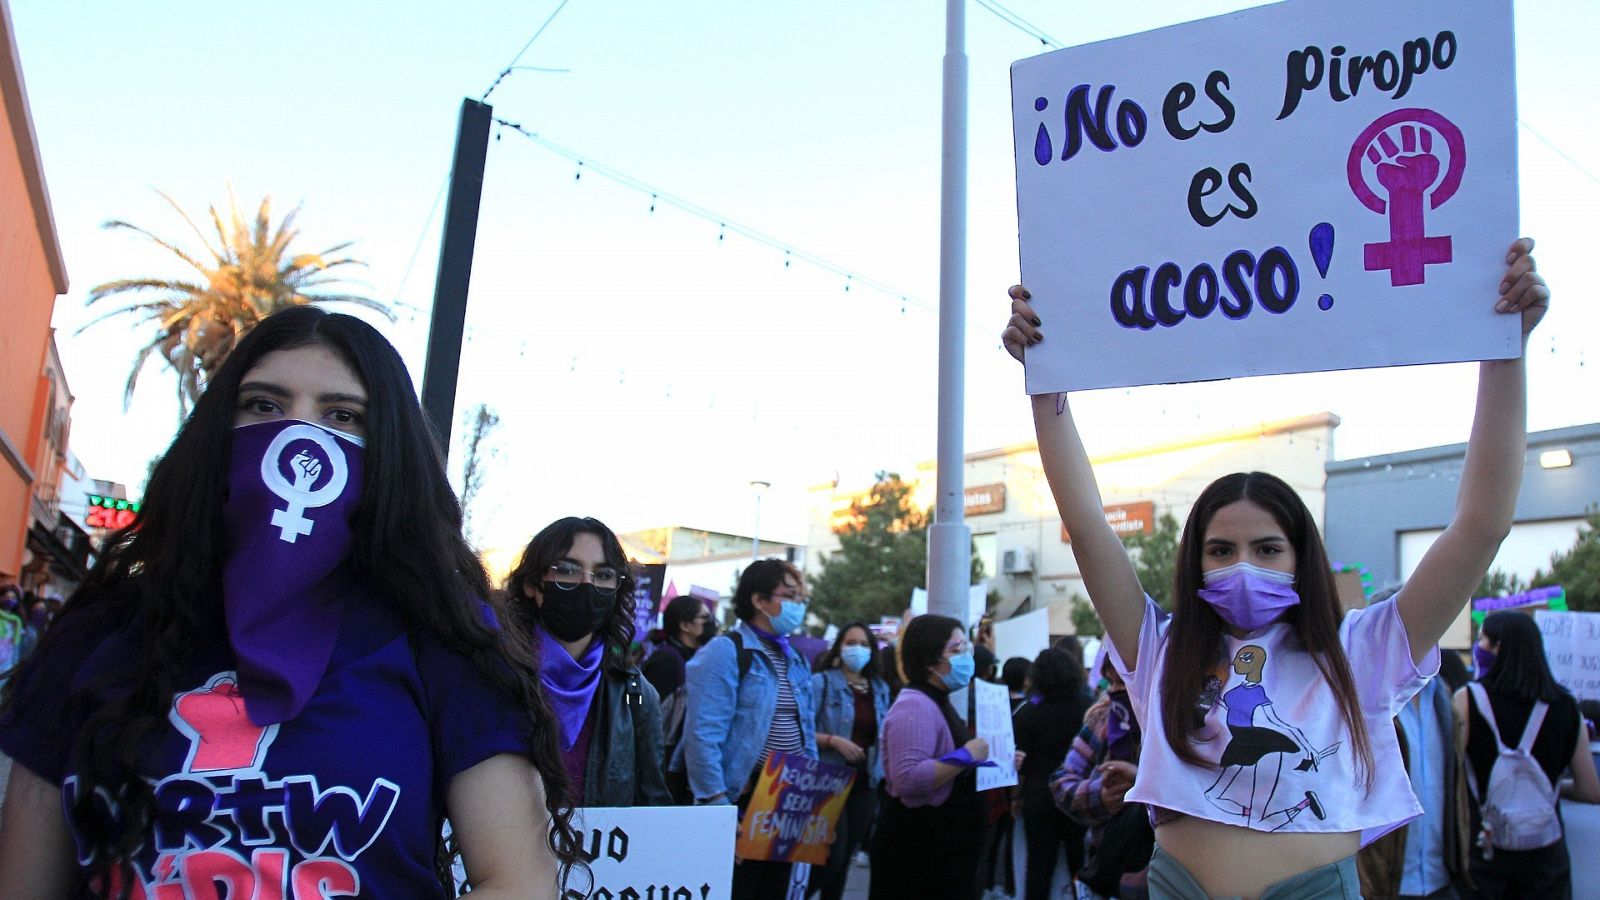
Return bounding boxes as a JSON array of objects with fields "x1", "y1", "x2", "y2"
[
  {"x1": 805, "y1": 413, "x2": 1339, "y2": 634},
  {"x1": 0, "y1": 0, "x2": 74, "y2": 590},
  {"x1": 1324, "y1": 422, "x2": 1600, "y2": 649}
]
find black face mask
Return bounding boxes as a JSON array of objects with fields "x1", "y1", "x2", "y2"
[
  {"x1": 700, "y1": 617, "x2": 719, "y2": 641},
  {"x1": 538, "y1": 582, "x2": 614, "y2": 642}
]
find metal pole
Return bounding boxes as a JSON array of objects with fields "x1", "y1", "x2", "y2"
[
  {"x1": 420, "y1": 98, "x2": 493, "y2": 457},
  {"x1": 928, "y1": 0, "x2": 971, "y2": 625}
]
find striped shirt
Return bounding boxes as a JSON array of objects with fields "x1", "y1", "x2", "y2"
[{"x1": 756, "y1": 640, "x2": 804, "y2": 765}]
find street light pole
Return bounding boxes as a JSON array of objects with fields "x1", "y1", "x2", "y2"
[{"x1": 928, "y1": 0, "x2": 971, "y2": 625}]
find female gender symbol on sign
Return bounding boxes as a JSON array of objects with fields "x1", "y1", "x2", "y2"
[
  {"x1": 259, "y1": 424, "x2": 351, "y2": 543},
  {"x1": 1347, "y1": 108, "x2": 1466, "y2": 287}
]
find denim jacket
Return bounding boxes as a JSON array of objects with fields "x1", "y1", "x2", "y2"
[
  {"x1": 811, "y1": 668, "x2": 891, "y2": 788},
  {"x1": 676, "y1": 622, "x2": 817, "y2": 804}
]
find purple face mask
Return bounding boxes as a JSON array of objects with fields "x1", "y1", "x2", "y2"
[
  {"x1": 1473, "y1": 644, "x2": 1496, "y2": 679},
  {"x1": 223, "y1": 419, "x2": 365, "y2": 725},
  {"x1": 1197, "y1": 561, "x2": 1300, "y2": 632}
]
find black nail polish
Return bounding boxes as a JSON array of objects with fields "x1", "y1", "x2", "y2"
[{"x1": 1031, "y1": 316, "x2": 1041, "y2": 327}]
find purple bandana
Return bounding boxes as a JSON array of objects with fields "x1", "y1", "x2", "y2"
[
  {"x1": 748, "y1": 622, "x2": 791, "y2": 655},
  {"x1": 536, "y1": 626, "x2": 604, "y2": 751},
  {"x1": 223, "y1": 419, "x2": 365, "y2": 726}
]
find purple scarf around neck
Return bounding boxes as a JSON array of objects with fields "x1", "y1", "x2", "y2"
[
  {"x1": 747, "y1": 621, "x2": 790, "y2": 655},
  {"x1": 536, "y1": 626, "x2": 604, "y2": 751}
]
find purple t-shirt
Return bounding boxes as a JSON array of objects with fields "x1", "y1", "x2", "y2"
[
  {"x1": 0, "y1": 594, "x2": 532, "y2": 898},
  {"x1": 1223, "y1": 682, "x2": 1268, "y2": 728}
]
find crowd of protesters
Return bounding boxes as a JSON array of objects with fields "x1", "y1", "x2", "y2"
[{"x1": 0, "y1": 238, "x2": 1595, "y2": 900}]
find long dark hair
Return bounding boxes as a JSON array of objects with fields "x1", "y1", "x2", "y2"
[
  {"x1": 816, "y1": 622, "x2": 879, "y2": 678},
  {"x1": 1, "y1": 306, "x2": 581, "y2": 895},
  {"x1": 1480, "y1": 611, "x2": 1569, "y2": 705},
  {"x1": 504, "y1": 516, "x2": 637, "y2": 675},
  {"x1": 1160, "y1": 472, "x2": 1373, "y2": 786}
]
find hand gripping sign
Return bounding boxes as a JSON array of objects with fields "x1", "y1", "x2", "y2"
[
  {"x1": 1010, "y1": 0, "x2": 1518, "y2": 392},
  {"x1": 260, "y1": 424, "x2": 351, "y2": 543}
]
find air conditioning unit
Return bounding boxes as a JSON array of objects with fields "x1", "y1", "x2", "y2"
[{"x1": 1001, "y1": 547, "x2": 1035, "y2": 575}]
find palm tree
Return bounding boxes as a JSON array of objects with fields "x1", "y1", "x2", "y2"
[{"x1": 83, "y1": 189, "x2": 393, "y2": 416}]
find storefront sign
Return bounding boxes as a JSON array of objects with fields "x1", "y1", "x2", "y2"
[
  {"x1": 964, "y1": 483, "x2": 1007, "y2": 516},
  {"x1": 1061, "y1": 501, "x2": 1156, "y2": 543}
]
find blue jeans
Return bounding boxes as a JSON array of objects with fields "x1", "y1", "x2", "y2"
[{"x1": 1147, "y1": 845, "x2": 1361, "y2": 900}]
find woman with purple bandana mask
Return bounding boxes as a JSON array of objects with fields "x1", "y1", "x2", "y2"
[
  {"x1": 0, "y1": 306, "x2": 584, "y2": 898},
  {"x1": 1002, "y1": 238, "x2": 1549, "y2": 899},
  {"x1": 503, "y1": 516, "x2": 671, "y2": 808}
]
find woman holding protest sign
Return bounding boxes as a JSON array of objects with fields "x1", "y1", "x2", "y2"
[
  {"x1": 1001, "y1": 238, "x2": 1549, "y2": 899},
  {"x1": 1455, "y1": 610, "x2": 1600, "y2": 899},
  {"x1": 504, "y1": 516, "x2": 672, "y2": 808},
  {"x1": 870, "y1": 613, "x2": 992, "y2": 899},
  {"x1": 811, "y1": 622, "x2": 892, "y2": 900},
  {"x1": 0, "y1": 306, "x2": 580, "y2": 898}
]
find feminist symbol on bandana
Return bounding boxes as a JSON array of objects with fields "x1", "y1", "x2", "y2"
[
  {"x1": 1347, "y1": 108, "x2": 1466, "y2": 287},
  {"x1": 260, "y1": 424, "x2": 349, "y2": 543}
]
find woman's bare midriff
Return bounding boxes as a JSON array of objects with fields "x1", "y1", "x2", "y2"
[{"x1": 1156, "y1": 814, "x2": 1359, "y2": 900}]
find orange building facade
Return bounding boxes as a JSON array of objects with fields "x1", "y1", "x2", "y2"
[{"x1": 0, "y1": 0, "x2": 72, "y2": 587}]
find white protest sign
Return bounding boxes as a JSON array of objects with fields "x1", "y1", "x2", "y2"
[
  {"x1": 993, "y1": 607, "x2": 1052, "y2": 666},
  {"x1": 970, "y1": 581, "x2": 990, "y2": 627},
  {"x1": 1011, "y1": 0, "x2": 1518, "y2": 393},
  {"x1": 563, "y1": 806, "x2": 736, "y2": 899},
  {"x1": 911, "y1": 586, "x2": 929, "y2": 616},
  {"x1": 1535, "y1": 610, "x2": 1600, "y2": 702},
  {"x1": 975, "y1": 678, "x2": 1020, "y2": 791}
]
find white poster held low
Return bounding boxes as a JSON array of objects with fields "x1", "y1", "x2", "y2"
[
  {"x1": 1011, "y1": 0, "x2": 1517, "y2": 393},
  {"x1": 975, "y1": 678, "x2": 1020, "y2": 791},
  {"x1": 559, "y1": 806, "x2": 737, "y2": 899},
  {"x1": 1534, "y1": 610, "x2": 1600, "y2": 702}
]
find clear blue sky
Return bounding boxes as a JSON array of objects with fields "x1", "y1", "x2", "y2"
[{"x1": 13, "y1": 0, "x2": 1597, "y2": 551}]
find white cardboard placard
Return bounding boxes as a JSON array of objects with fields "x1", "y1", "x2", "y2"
[
  {"x1": 1534, "y1": 610, "x2": 1600, "y2": 702},
  {"x1": 993, "y1": 608, "x2": 1052, "y2": 667},
  {"x1": 560, "y1": 806, "x2": 737, "y2": 899},
  {"x1": 1011, "y1": 0, "x2": 1518, "y2": 393},
  {"x1": 975, "y1": 678, "x2": 1020, "y2": 791}
]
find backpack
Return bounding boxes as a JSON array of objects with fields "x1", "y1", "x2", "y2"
[
  {"x1": 1465, "y1": 682, "x2": 1563, "y2": 853},
  {"x1": 662, "y1": 631, "x2": 758, "y2": 804}
]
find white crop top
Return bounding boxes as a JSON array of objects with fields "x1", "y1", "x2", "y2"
[{"x1": 1109, "y1": 594, "x2": 1439, "y2": 844}]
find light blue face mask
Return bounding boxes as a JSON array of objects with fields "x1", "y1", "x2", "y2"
[
  {"x1": 941, "y1": 651, "x2": 976, "y2": 690},
  {"x1": 769, "y1": 599, "x2": 807, "y2": 635},
  {"x1": 840, "y1": 645, "x2": 872, "y2": 673}
]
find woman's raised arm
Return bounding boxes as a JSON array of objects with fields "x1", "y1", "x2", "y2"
[
  {"x1": 1398, "y1": 238, "x2": 1549, "y2": 662},
  {"x1": 1005, "y1": 287, "x2": 1147, "y2": 667}
]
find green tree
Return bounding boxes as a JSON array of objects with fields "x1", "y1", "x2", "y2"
[
  {"x1": 1528, "y1": 509, "x2": 1600, "y2": 611},
  {"x1": 1475, "y1": 568, "x2": 1527, "y2": 601},
  {"x1": 1068, "y1": 594, "x2": 1103, "y2": 637},
  {"x1": 1123, "y1": 511, "x2": 1181, "y2": 610},
  {"x1": 83, "y1": 190, "x2": 390, "y2": 417},
  {"x1": 810, "y1": 472, "x2": 985, "y2": 627}
]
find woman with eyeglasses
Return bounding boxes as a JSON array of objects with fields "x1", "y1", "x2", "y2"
[
  {"x1": 504, "y1": 517, "x2": 672, "y2": 808},
  {"x1": 676, "y1": 558, "x2": 817, "y2": 900},
  {"x1": 642, "y1": 594, "x2": 716, "y2": 701},
  {"x1": 870, "y1": 614, "x2": 993, "y2": 899}
]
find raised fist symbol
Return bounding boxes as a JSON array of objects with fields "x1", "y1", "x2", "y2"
[
  {"x1": 170, "y1": 674, "x2": 278, "y2": 773},
  {"x1": 290, "y1": 450, "x2": 323, "y2": 490}
]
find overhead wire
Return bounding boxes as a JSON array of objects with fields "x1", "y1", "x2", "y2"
[
  {"x1": 482, "y1": 0, "x2": 575, "y2": 100},
  {"x1": 973, "y1": 0, "x2": 1063, "y2": 49},
  {"x1": 491, "y1": 117, "x2": 935, "y2": 313}
]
